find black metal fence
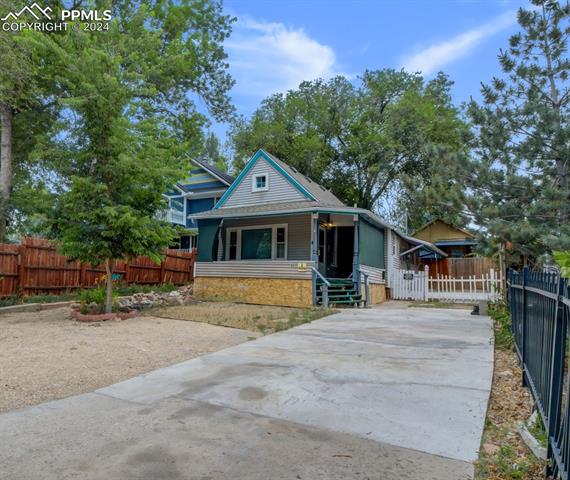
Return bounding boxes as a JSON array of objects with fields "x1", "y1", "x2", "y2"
[{"x1": 509, "y1": 268, "x2": 570, "y2": 478}]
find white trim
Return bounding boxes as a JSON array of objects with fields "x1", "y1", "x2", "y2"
[
  {"x1": 167, "y1": 184, "x2": 186, "y2": 194},
  {"x1": 225, "y1": 223, "x2": 288, "y2": 260},
  {"x1": 252, "y1": 172, "x2": 269, "y2": 192},
  {"x1": 181, "y1": 188, "x2": 228, "y2": 200}
]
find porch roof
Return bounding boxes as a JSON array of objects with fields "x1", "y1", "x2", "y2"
[
  {"x1": 191, "y1": 200, "x2": 392, "y2": 230},
  {"x1": 402, "y1": 235, "x2": 448, "y2": 258}
]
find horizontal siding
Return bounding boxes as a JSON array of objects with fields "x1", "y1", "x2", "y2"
[
  {"x1": 223, "y1": 157, "x2": 307, "y2": 207},
  {"x1": 223, "y1": 214, "x2": 311, "y2": 261},
  {"x1": 360, "y1": 264, "x2": 386, "y2": 284},
  {"x1": 195, "y1": 260, "x2": 314, "y2": 279}
]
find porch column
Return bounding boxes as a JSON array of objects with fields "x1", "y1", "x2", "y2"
[
  {"x1": 352, "y1": 214, "x2": 360, "y2": 292},
  {"x1": 311, "y1": 213, "x2": 319, "y2": 305}
]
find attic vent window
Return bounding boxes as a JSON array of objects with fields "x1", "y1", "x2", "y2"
[{"x1": 252, "y1": 173, "x2": 269, "y2": 192}]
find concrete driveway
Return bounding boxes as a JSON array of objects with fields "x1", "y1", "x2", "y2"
[{"x1": 0, "y1": 302, "x2": 493, "y2": 480}]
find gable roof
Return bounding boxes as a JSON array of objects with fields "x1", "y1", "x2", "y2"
[
  {"x1": 411, "y1": 218, "x2": 474, "y2": 239},
  {"x1": 215, "y1": 149, "x2": 344, "y2": 209},
  {"x1": 192, "y1": 159, "x2": 234, "y2": 186}
]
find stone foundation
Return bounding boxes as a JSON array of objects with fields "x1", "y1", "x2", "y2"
[{"x1": 194, "y1": 277, "x2": 313, "y2": 308}]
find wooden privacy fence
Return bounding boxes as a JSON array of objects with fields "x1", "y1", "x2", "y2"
[
  {"x1": 421, "y1": 256, "x2": 497, "y2": 278},
  {"x1": 0, "y1": 237, "x2": 196, "y2": 297}
]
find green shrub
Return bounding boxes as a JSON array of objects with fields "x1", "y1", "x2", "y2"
[
  {"x1": 489, "y1": 300, "x2": 514, "y2": 350},
  {"x1": 0, "y1": 295, "x2": 19, "y2": 307},
  {"x1": 78, "y1": 287, "x2": 115, "y2": 305},
  {"x1": 22, "y1": 293, "x2": 76, "y2": 304}
]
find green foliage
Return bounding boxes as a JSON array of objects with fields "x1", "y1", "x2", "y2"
[
  {"x1": 230, "y1": 70, "x2": 468, "y2": 219},
  {"x1": 436, "y1": 1, "x2": 570, "y2": 261},
  {"x1": 495, "y1": 445, "x2": 530, "y2": 479},
  {"x1": 489, "y1": 300, "x2": 514, "y2": 350},
  {"x1": 553, "y1": 251, "x2": 570, "y2": 277},
  {"x1": 0, "y1": 295, "x2": 18, "y2": 307},
  {"x1": 78, "y1": 288, "x2": 113, "y2": 306},
  {"x1": 22, "y1": 293, "x2": 76, "y2": 304},
  {"x1": 527, "y1": 415, "x2": 548, "y2": 449},
  {"x1": 201, "y1": 132, "x2": 229, "y2": 173},
  {"x1": 272, "y1": 308, "x2": 336, "y2": 332},
  {"x1": 29, "y1": 1, "x2": 235, "y2": 312}
]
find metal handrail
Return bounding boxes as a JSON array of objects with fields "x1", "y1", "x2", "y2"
[
  {"x1": 311, "y1": 267, "x2": 330, "y2": 308},
  {"x1": 311, "y1": 267, "x2": 331, "y2": 286},
  {"x1": 355, "y1": 268, "x2": 370, "y2": 307}
]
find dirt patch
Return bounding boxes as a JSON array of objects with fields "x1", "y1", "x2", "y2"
[
  {"x1": 475, "y1": 347, "x2": 546, "y2": 479},
  {"x1": 152, "y1": 301, "x2": 335, "y2": 333},
  {"x1": 0, "y1": 307, "x2": 259, "y2": 413}
]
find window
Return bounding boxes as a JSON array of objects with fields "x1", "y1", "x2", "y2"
[
  {"x1": 252, "y1": 173, "x2": 269, "y2": 192},
  {"x1": 242, "y1": 228, "x2": 272, "y2": 259},
  {"x1": 276, "y1": 227, "x2": 286, "y2": 259},
  {"x1": 225, "y1": 224, "x2": 287, "y2": 260}
]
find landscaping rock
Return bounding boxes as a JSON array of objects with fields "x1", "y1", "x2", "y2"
[{"x1": 115, "y1": 285, "x2": 193, "y2": 311}]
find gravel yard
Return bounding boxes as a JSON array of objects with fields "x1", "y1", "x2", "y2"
[{"x1": 0, "y1": 307, "x2": 259, "y2": 413}]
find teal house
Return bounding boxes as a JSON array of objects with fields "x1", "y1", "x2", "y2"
[
  {"x1": 192, "y1": 149, "x2": 393, "y2": 308},
  {"x1": 161, "y1": 159, "x2": 234, "y2": 250}
]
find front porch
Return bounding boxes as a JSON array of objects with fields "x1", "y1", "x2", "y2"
[{"x1": 194, "y1": 210, "x2": 387, "y2": 308}]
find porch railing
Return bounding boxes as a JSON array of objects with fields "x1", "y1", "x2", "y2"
[{"x1": 156, "y1": 209, "x2": 186, "y2": 225}]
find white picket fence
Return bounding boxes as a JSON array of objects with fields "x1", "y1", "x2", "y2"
[
  {"x1": 392, "y1": 268, "x2": 428, "y2": 301},
  {"x1": 428, "y1": 269, "x2": 501, "y2": 302},
  {"x1": 391, "y1": 266, "x2": 502, "y2": 303}
]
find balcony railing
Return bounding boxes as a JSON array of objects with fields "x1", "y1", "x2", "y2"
[{"x1": 156, "y1": 209, "x2": 186, "y2": 225}]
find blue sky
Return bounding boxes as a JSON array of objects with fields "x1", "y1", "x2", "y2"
[{"x1": 209, "y1": 0, "x2": 528, "y2": 140}]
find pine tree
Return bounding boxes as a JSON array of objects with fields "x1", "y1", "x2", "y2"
[{"x1": 462, "y1": 0, "x2": 570, "y2": 263}]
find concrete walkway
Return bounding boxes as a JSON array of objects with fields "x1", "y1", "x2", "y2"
[{"x1": 0, "y1": 302, "x2": 493, "y2": 480}]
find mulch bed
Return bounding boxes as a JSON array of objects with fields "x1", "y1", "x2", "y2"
[{"x1": 476, "y1": 346, "x2": 546, "y2": 479}]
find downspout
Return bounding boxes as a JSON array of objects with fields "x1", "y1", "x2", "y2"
[
  {"x1": 216, "y1": 219, "x2": 224, "y2": 261},
  {"x1": 352, "y1": 214, "x2": 360, "y2": 295},
  {"x1": 311, "y1": 213, "x2": 319, "y2": 306}
]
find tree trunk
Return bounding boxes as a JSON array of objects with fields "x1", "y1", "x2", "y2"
[
  {"x1": 0, "y1": 102, "x2": 13, "y2": 242},
  {"x1": 104, "y1": 258, "x2": 114, "y2": 314}
]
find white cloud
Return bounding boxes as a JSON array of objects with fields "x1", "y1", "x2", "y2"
[
  {"x1": 401, "y1": 10, "x2": 516, "y2": 75},
  {"x1": 226, "y1": 16, "x2": 344, "y2": 97}
]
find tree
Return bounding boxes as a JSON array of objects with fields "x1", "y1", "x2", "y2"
[
  {"x1": 0, "y1": 1, "x2": 40, "y2": 241},
  {"x1": 201, "y1": 132, "x2": 229, "y2": 172},
  {"x1": 45, "y1": 0, "x2": 234, "y2": 312},
  {"x1": 230, "y1": 70, "x2": 468, "y2": 215},
  {"x1": 441, "y1": 0, "x2": 570, "y2": 263}
]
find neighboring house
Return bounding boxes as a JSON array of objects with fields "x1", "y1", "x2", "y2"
[
  {"x1": 384, "y1": 229, "x2": 447, "y2": 292},
  {"x1": 191, "y1": 149, "x2": 442, "y2": 308},
  {"x1": 161, "y1": 159, "x2": 234, "y2": 249},
  {"x1": 412, "y1": 219, "x2": 477, "y2": 258}
]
